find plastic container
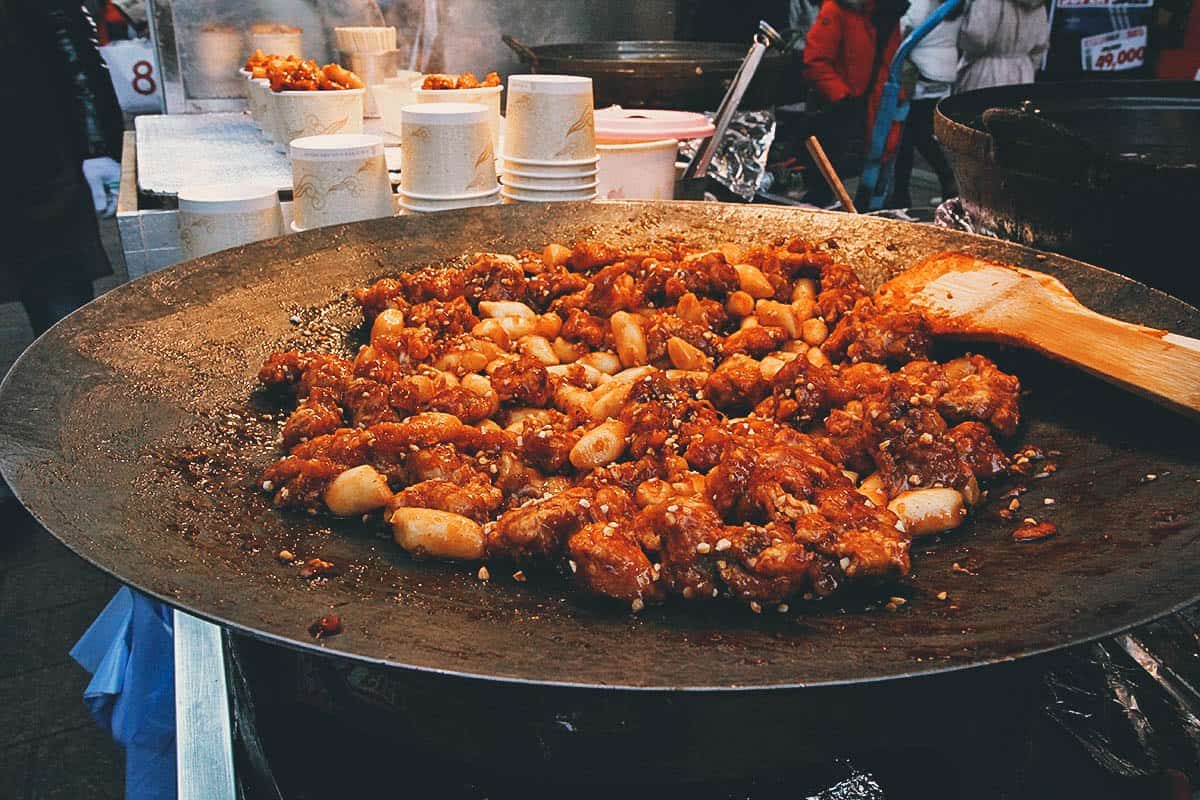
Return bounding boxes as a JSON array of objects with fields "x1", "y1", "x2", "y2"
[
  {"x1": 596, "y1": 139, "x2": 679, "y2": 200},
  {"x1": 593, "y1": 106, "x2": 715, "y2": 144}
]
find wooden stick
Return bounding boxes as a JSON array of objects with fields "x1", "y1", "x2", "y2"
[{"x1": 805, "y1": 135, "x2": 857, "y2": 213}]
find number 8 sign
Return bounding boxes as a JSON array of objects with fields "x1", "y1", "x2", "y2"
[
  {"x1": 132, "y1": 60, "x2": 157, "y2": 95},
  {"x1": 100, "y1": 40, "x2": 164, "y2": 114}
]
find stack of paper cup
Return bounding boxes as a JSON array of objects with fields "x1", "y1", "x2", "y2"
[
  {"x1": 274, "y1": 89, "x2": 365, "y2": 150},
  {"x1": 414, "y1": 83, "x2": 503, "y2": 153},
  {"x1": 397, "y1": 103, "x2": 500, "y2": 213},
  {"x1": 500, "y1": 75, "x2": 597, "y2": 203},
  {"x1": 178, "y1": 184, "x2": 284, "y2": 260},
  {"x1": 290, "y1": 134, "x2": 395, "y2": 231}
]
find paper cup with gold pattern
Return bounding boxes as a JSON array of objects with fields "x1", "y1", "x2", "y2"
[
  {"x1": 178, "y1": 184, "x2": 284, "y2": 259},
  {"x1": 247, "y1": 78, "x2": 271, "y2": 131},
  {"x1": 248, "y1": 27, "x2": 302, "y2": 59},
  {"x1": 413, "y1": 84, "x2": 503, "y2": 152},
  {"x1": 399, "y1": 103, "x2": 497, "y2": 198},
  {"x1": 273, "y1": 89, "x2": 365, "y2": 149},
  {"x1": 290, "y1": 134, "x2": 394, "y2": 230},
  {"x1": 503, "y1": 75, "x2": 595, "y2": 163}
]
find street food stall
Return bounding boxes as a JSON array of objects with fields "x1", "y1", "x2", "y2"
[{"x1": 5, "y1": 0, "x2": 1200, "y2": 798}]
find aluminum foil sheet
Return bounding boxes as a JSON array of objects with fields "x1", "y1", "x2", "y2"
[
  {"x1": 680, "y1": 110, "x2": 776, "y2": 201},
  {"x1": 135, "y1": 113, "x2": 293, "y2": 198},
  {"x1": 932, "y1": 197, "x2": 1000, "y2": 239}
]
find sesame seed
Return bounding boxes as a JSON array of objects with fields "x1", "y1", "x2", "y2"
[
  {"x1": 1145, "y1": 473, "x2": 1158, "y2": 481},
  {"x1": 568, "y1": 560, "x2": 577, "y2": 573},
  {"x1": 1043, "y1": 498, "x2": 1055, "y2": 505},
  {"x1": 777, "y1": 604, "x2": 789, "y2": 613},
  {"x1": 631, "y1": 597, "x2": 645, "y2": 613},
  {"x1": 477, "y1": 566, "x2": 490, "y2": 581},
  {"x1": 277, "y1": 549, "x2": 294, "y2": 562},
  {"x1": 512, "y1": 570, "x2": 527, "y2": 583},
  {"x1": 579, "y1": 499, "x2": 591, "y2": 508},
  {"x1": 1023, "y1": 517, "x2": 1037, "y2": 525},
  {"x1": 918, "y1": 432, "x2": 934, "y2": 444},
  {"x1": 715, "y1": 537, "x2": 732, "y2": 552},
  {"x1": 839, "y1": 557, "x2": 851, "y2": 570},
  {"x1": 936, "y1": 591, "x2": 948, "y2": 601},
  {"x1": 1008, "y1": 498, "x2": 1020, "y2": 511},
  {"x1": 909, "y1": 474, "x2": 922, "y2": 485},
  {"x1": 696, "y1": 542, "x2": 712, "y2": 554},
  {"x1": 666, "y1": 504, "x2": 680, "y2": 513},
  {"x1": 599, "y1": 504, "x2": 609, "y2": 513},
  {"x1": 749, "y1": 601, "x2": 762, "y2": 614},
  {"x1": 261, "y1": 481, "x2": 274, "y2": 491}
]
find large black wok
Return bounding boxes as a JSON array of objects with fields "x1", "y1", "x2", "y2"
[
  {"x1": 501, "y1": 37, "x2": 799, "y2": 111},
  {"x1": 2, "y1": 202, "x2": 1199, "y2": 783},
  {"x1": 935, "y1": 81, "x2": 1200, "y2": 305}
]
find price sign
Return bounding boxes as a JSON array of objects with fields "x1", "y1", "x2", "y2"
[{"x1": 1080, "y1": 26, "x2": 1148, "y2": 71}]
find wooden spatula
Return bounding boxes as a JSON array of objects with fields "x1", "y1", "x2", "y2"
[{"x1": 879, "y1": 253, "x2": 1200, "y2": 419}]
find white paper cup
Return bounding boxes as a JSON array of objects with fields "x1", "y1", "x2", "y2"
[
  {"x1": 399, "y1": 103, "x2": 497, "y2": 197},
  {"x1": 386, "y1": 71, "x2": 423, "y2": 90},
  {"x1": 597, "y1": 139, "x2": 679, "y2": 201},
  {"x1": 178, "y1": 184, "x2": 283, "y2": 259},
  {"x1": 502, "y1": 154, "x2": 599, "y2": 170},
  {"x1": 503, "y1": 75, "x2": 595, "y2": 163},
  {"x1": 398, "y1": 188, "x2": 502, "y2": 213},
  {"x1": 414, "y1": 84, "x2": 503, "y2": 152},
  {"x1": 501, "y1": 176, "x2": 598, "y2": 192},
  {"x1": 249, "y1": 30, "x2": 303, "y2": 58},
  {"x1": 373, "y1": 83, "x2": 418, "y2": 138},
  {"x1": 291, "y1": 134, "x2": 394, "y2": 229},
  {"x1": 195, "y1": 29, "x2": 243, "y2": 76},
  {"x1": 401, "y1": 185, "x2": 502, "y2": 201},
  {"x1": 501, "y1": 185, "x2": 598, "y2": 203},
  {"x1": 502, "y1": 165, "x2": 598, "y2": 181},
  {"x1": 274, "y1": 89, "x2": 365, "y2": 146},
  {"x1": 247, "y1": 78, "x2": 271, "y2": 130}
]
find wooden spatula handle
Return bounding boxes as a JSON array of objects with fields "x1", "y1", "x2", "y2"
[{"x1": 1020, "y1": 307, "x2": 1200, "y2": 418}]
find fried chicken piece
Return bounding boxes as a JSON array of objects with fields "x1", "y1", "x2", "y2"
[
  {"x1": 559, "y1": 309, "x2": 611, "y2": 349},
  {"x1": 281, "y1": 386, "x2": 344, "y2": 446},
  {"x1": 934, "y1": 355, "x2": 1021, "y2": 437},
  {"x1": 718, "y1": 524, "x2": 820, "y2": 604},
  {"x1": 567, "y1": 241, "x2": 622, "y2": 271},
  {"x1": 261, "y1": 456, "x2": 342, "y2": 511},
  {"x1": 946, "y1": 421, "x2": 1010, "y2": 479},
  {"x1": 490, "y1": 356, "x2": 552, "y2": 407},
  {"x1": 721, "y1": 325, "x2": 787, "y2": 359},
  {"x1": 636, "y1": 497, "x2": 724, "y2": 601},
  {"x1": 389, "y1": 478, "x2": 502, "y2": 523},
  {"x1": 568, "y1": 522, "x2": 663, "y2": 604},
  {"x1": 525, "y1": 265, "x2": 587, "y2": 311},
  {"x1": 319, "y1": 63, "x2": 364, "y2": 90},
  {"x1": 640, "y1": 251, "x2": 739, "y2": 303},
  {"x1": 815, "y1": 262, "x2": 869, "y2": 325},
  {"x1": 421, "y1": 73, "x2": 458, "y2": 90},
  {"x1": 809, "y1": 486, "x2": 910, "y2": 577},
  {"x1": 704, "y1": 354, "x2": 768, "y2": 413},
  {"x1": 822, "y1": 297, "x2": 933, "y2": 365},
  {"x1": 291, "y1": 427, "x2": 374, "y2": 466},
  {"x1": 489, "y1": 486, "x2": 627, "y2": 560},
  {"x1": 463, "y1": 254, "x2": 527, "y2": 303},
  {"x1": 405, "y1": 297, "x2": 479, "y2": 337},
  {"x1": 342, "y1": 377, "x2": 399, "y2": 427}
]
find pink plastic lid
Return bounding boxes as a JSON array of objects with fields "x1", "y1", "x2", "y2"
[{"x1": 593, "y1": 106, "x2": 715, "y2": 144}]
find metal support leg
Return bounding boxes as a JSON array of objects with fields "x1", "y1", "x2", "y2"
[{"x1": 173, "y1": 610, "x2": 237, "y2": 800}]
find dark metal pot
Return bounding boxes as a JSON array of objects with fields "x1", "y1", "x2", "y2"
[
  {"x1": 934, "y1": 81, "x2": 1200, "y2": 304},
  {"x1": 501, "y1": 36, "x2": 799, "y2": 111}
]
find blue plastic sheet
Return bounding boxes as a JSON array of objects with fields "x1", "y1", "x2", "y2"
[{"x1": 71, "y1": 588, "x2": 177, "y2": 800}]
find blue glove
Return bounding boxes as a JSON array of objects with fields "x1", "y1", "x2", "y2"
[{"x1": 72, "y1": 588, "x2": 177, "y2": 800}]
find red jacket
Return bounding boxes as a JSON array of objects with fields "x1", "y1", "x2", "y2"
[{"x1": 803, "y1": 0, "x2": 904, "y2": 156}]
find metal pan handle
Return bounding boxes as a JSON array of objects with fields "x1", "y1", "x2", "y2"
[{"x1": 502, "y1": 35, "x2": 540, "y2": 66}]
